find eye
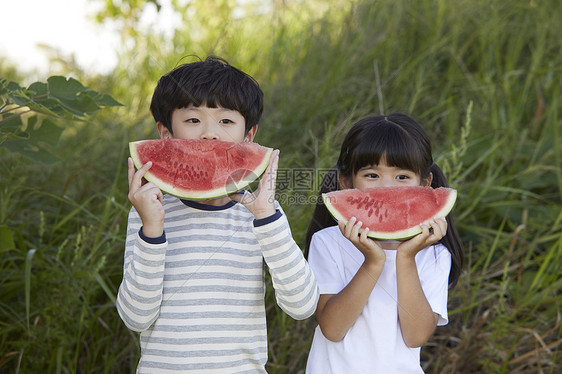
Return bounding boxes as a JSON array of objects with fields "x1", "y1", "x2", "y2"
[
  {"x1": 365, "y1": 173, "x2": 379, "y2": 179},
  {"x1": 185, "y1": 118, "x2": 200, "y2": 123},
  {"x1": 219, "y1": 118, "x2": 235, "y2": 124},
  {"x1": 396, "y1": 174, "x2": 410, "y2": 180}
]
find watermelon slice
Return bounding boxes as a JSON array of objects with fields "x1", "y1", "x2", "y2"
[
  {"x1": 322, "y1": 186, "x2": 457, "y2": 240},
  {"x1": 129, "y1": 139, "x2": 273, "y2": 200}
]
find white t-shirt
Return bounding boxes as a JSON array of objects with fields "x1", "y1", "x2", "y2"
[{"x1": 306, "y1": 226, "x2": 451, "y2": 374}]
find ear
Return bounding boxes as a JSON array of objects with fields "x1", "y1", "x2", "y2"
[
  {"x1": 338, "y1": 172, "x2": 352, "y2": 190},
  {"x1": 244, "y1": 125, "x2": 258, "y2": 142},
  {"x1": 157, "y1": 122, "x2": 172, "y2": 139},
  {"x1": 422, "y1": 172, "x2": 433, "y2": 187}
]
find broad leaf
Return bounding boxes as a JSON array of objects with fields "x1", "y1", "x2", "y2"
[
  {"x1": 2, "y1": 118, "x2": 63, "y2": 163},
  {"x1": 91, "y1": 92, "x2": 123, "y2": 107},
  {"x1": 47, "y1": 76, "x2": 103, "y2": 116},
  {"x1": 0, "y1": 114, "x2": 27, "y2": 143}
]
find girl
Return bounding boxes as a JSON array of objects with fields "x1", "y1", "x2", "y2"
[{"x1": 305, "y1": 113, "x2": 463, "y2": 373}]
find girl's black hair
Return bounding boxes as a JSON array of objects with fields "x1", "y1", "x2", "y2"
[
  {"x1": 150, "y1": 56, "x2": 263, "y2": 135},
  {"x1": 305, "y1": 113, "x2": 463, "y2": 288}
]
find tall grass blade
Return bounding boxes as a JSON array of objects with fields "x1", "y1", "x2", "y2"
[{"x1": 24, "y1": 249, "x2": 36, "y2": 332}]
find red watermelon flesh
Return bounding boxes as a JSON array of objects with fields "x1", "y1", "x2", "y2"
[
  {"x1": 322, "y1": 186, "x2": 457, "y2": 240},
  {"x1": 129, "y1": 139, "x2": 273, "y2": 200}
]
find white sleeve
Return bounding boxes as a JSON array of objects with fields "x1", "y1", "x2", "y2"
[
  {"x1": 418, "y1": 245, "x2": 452, "y2": 326},
  {"x1": 253, "y1": 210, "x2": 319, "y2": 320},
  {"x1": 116, "y1": 208, "x2": 167, "y2": 332},
  {"x1": 307, "y1": 230, "x2": 347, "y2": 295}
]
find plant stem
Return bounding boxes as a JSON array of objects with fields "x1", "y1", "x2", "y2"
[{"x1": 0, "y1": 109, "x2": 30, "y2": 124}]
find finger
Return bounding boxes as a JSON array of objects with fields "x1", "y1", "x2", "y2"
[
  {"x1": 229, "y1": 190, "x2": 253, "y2": 204},
  {"x1": 426, "y1": 218, "x2": 443, "y2": 239},
  {"x1": 228, "y1": 191, "x2": 243, "y2": 203},
  {"x1": 339, "y1": 218, "x2": 353, "y2": 239},
  {"x1": 138, "y1": 181, "x2": 164, "y2": 202},
  {"x1": 423, "y1": 219, "x2": 445, "y2": 246},
  {"x1": 359, "y1": 226, "x2": 371, "y2": 244},
  {"x1": 156, "y1": 186, "x2": 164, "y2": 203},
  {"x1": 434, "y1": 217, "x2": 448, "y2": 238},
  {"x1": 419, "y1": 222, "x2": 432, "y2": 239},
  {"x1": 344, "y1": 217, "x2": 357, "y2": 238},
  {"x1": 261, "y1": 149, "x2": 280, "y2": 190},
  {"x1": 128, "y1": 157, "x2": 136, "y2": 186},
  {"x1": 351, "y1": 220, "x2": 363, "y2": 240},
  {"x1": 268, "y1": 149, "x2": 280, "y2": 174},
  {"x1": 426, "y1": 219, "x2": 439, "y2": 239},
  {"x1": 132, "y1": 181, "x2": 161, "y2": 198},
  {"x1": 131, "y1": 161, "x2": 153, "y2": 191}
]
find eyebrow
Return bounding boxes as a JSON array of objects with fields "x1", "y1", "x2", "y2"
[
  {"x1": 358, "y1": 165, "x2": 376, "y2": 171},
  {"x1": 358, "y1": 165, "x2": 413, "y2": 173}
]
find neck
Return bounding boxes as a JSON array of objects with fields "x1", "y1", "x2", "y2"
[
  {"x1": 376, "y1": 240, "x2": 401, "y2": 250},
  {"x1": 197, "y1": 196, "x2": 232, "y2": 206}
]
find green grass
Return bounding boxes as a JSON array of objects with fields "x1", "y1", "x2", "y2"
[{"x1": 1, "y1": 0, "x2": 561, "y2": 372}]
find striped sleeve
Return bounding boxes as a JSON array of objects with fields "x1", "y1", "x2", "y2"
[
  {"x1": 253, "y1": 213, "x2": 319, "y2": 320},
  {"x1": 116, "y1": 208, "x2": 167, "y2": 332}
]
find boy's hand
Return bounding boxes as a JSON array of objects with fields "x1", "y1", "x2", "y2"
[
  {"x1": 397, "y1": 217, "x2": 447, "y2": 259},
  {"x1": 339, "y1": 217, "x2": 386, "y2": 268},
  {"x1": 128, "y1": 157, "x2": 165, "y2": 237},
  {"x1": 230, "y1": 149, "x2": 280, "y2": 220}
]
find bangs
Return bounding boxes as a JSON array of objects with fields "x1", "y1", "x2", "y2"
[
  {"x1": 171, "y1": 70, "x2": 241, "y2": 110},
  {"x1": 350, "y1": 121, "x2": 426, "y2": 176}
]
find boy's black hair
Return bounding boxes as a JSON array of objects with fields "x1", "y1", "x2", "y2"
[
  {"x1": 305, "y1": 113, "x2": 464, "y2": 288},
  {"x1": 150, "y1": 56, "x2": 263, "y2": 135}
]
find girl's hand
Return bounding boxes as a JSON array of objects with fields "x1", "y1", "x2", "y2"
[
  {"x1": 339, "y1": 217, "x2": 386, "y2": 266},
  {"x1": 127, "y1": 157, "x2": 165, "y2": 237},
  {"x1": 230, "y1": 149, "x2": 280, "y2": 219},
  {"x1": 397, "y1": 217, "x2": 447, "y2": 259}
]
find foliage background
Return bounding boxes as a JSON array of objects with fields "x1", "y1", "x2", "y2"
[{"x1": 1, "y1": 0, "x2": 561, "y2": 372}]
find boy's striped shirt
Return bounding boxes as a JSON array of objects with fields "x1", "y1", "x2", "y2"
[{"x1": 116, "y1": 195, "x2": 319, "y2": 373}]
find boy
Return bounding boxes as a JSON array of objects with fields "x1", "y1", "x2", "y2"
[{"x1": 117, "y1": 56, "x2": 319, "y2": 373}]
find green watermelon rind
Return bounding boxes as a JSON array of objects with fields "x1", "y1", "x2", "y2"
[
  {"x1": 129, "y1": 140, "x2": 273, "y2": 201},
  {"x1": 322, "y1": 187, "x2": 457, "y2": 241}
]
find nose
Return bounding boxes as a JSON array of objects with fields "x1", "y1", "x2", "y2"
[
  {"x1": 200, "y1": 122, "x2": 220, "y2": 140},
  {"x1": 380, "y1": 178, "x2": 396, "y2": 188}
]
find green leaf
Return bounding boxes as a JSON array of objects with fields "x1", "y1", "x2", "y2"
[
  {"x1": 47, "y1": 76, "x2": 88, "y2": 100},
  {"x1": 47, "y1": 76, "x2": 103, "y2": 117},
  {"x1": 26, "y1": 97, "x2": 66, "y2": 117},
  {"x1": 0, "y1": 226, "x2": 16, "y2": 250},
  {"x1": 0, "y1": 131, "x2": 28, "y2": 143},
  {"x1": 0, "y1": 112, "x2": 24, "y2": 129},
  {"x1": 2, "y1": 140, "x2": 60, "y2": 163},
  {"x1": 92, "y1": 92, "x2": 123, "y2": 107},
  {"x1": 6, "y1": 80, "x2": 23, "y2": 92},
  {"x1": 30, "y1": 118, "x2": 64, "y2": 147},
  {"x1": 9, "y1": 91, "x2": 33, "y2": 107},
  {"x1": 1, "y1": 118, "x2": 63, "y2": 163},
  {"x1": 0, "y1": 78, "x2": 9, "y2": 95},
  {"x1": 0, "y1": 113, "x2": 27, "y2": 144},
  {"x1": 28, "y1": 81, "x2": 48, "y2": 96}
]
